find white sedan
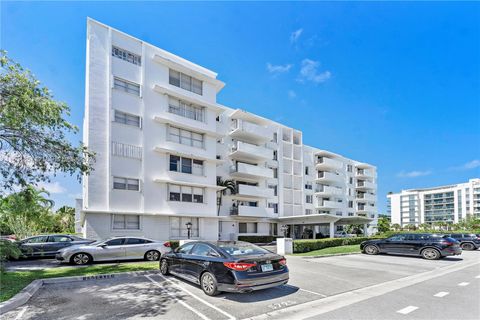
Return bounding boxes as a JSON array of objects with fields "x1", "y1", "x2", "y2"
[{"x1": 56, "y1": 237, "x2": 172, "y2": 265}]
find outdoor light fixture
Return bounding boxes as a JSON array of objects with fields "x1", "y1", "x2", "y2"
[{"x1": 186, "y1": 222, "x2": 192, "y2": 239}]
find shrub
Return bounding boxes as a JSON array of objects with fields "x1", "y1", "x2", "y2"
[
  {"x1": 293, "y1": 237, "x2": 375, "y2": 253},
  {"x1": 376, "y1": 230, "x2": 480, "y2": 238},
  {"x1": 237, "y1": 236, "x2": 277, "y2": 243},
  {"x1": 0, "y1": 240, "x2": 22, "y2": 271},
  {"x1": 169, "y1": 240, "x2": 180, "y2": 250}
]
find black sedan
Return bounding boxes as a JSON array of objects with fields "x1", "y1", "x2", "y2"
[
  {"x1": 360, "y1": 233, "x2": 462, "y2": 260},
  {"x1": 443, "y1": 233, "x2": 480, "y2": 251},
  {"x1": 18, "y1": 234, "x2": 95, "y2": 257},
  {"x1": 159, "y1": 241, "x2": 289, "y2": 296}
]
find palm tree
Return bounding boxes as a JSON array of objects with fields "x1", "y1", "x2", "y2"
[
  {"x1": 55, "y1": 206, "x2": 75, "y2": 233},
  {"x1": 391, "y1": 223, "x2": 401, "y2": 231},
  {"x1": 216, "y1": 177, "x2": 236, "y2": 216},
  {"x1": 419, "y1": 223, "x2": 430, "y2": 231}
]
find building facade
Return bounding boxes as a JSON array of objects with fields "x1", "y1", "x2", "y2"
[
  {"x1": 77, "y1": 19, "x2": 378, "y2": 241},
  {"x1": 388, "y1": 178, "x2": 480, "y2": 226}
]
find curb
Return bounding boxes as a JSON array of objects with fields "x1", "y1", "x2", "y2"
[
  {"x1": 298, "y1": 252, "x2": 362, "y2": 259},
  {"x1": 0, "y1": 270, "x2": 160, "y2": 315}
]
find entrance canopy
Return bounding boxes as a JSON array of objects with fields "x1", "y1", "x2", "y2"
[{"x1": 276, "y1": 214, "x2": 373, "y2": 225}]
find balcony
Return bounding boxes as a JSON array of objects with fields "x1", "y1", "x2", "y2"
[
  {"x1": 230, "y1": 141, "x2": 272, "y2": 161},
  {"x1": 315, "y1": 185, "x2": 343, "y2": 196},
  {"x1": 316, "y1": 171, "x2": 344, "y2": 183},
  {"x1": 230, "y1": 163, "x2": 273, "y2": 179},
  {"x1": 316, "y1": 157, "x2": 343, "y2": 170},
  {"x1": 356, "y1": 180, "x2": 376, "y2": 190},
  {"x1": 355, "y1": 169, "x2": 375, "y2": 179},
  {"x1": 356, "y1": 193, "x2": 376, "y2": 202},
  {"x1": 236, "y1": 184, "x2": 274, "y2": 199},
  {"x1": 316, "y1": 200, "x2": 345, "y2": 209},
  {"x1": 357, "y1": 204, "x2": 375, "y2": 213},
  {"x1": 229, "y1": 119, "x2": 272, "y2": 143},
  {"x1": 230, "y1": 205, "x2": 274, "y2": 217}
]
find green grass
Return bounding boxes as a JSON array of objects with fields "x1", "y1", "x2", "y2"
[
  {"x1": 292, "y1": 244, "x2": 361, "y2": 257},
  {"x1": 0, "y1": 262, "x2": 159, "y2": 302}
]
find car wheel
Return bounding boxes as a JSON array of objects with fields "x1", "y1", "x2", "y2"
[
  {"x1": 160, "y1": 259, "x2": 170, "y2": 275},
  {"x1": 461, "y1": 243, "x2": 475, "y2": 251},
  {"x1": 364, "y1": 245, "x2": 379, "y2": 255},
  {"x1": 71, "y1": 253, "x2": 92, "y2": 265},
  {"x1": 145, "y1": 250, "x2": 160, "y2": 261},
  {"x1": 200, "y1": 272, "x2": 220, "y2": 296},
  {"x1": 421, "y1": 248, "x2": 441, "y2": 260}
]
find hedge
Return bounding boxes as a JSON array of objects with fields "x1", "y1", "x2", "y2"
[
  {"x1": 377, "y1": 230, "x2": 480, "y2": 238},
  {"x1": 293, "y1": 237, "x2": 374, "y2": 253},
  {"x1": 237, "y1": 236, "x2": 278, "y2": 243}
]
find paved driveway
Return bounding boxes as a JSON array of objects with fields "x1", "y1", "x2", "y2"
[{"x1": 2, "y1": 251, "x2": 479, "y2": 320}]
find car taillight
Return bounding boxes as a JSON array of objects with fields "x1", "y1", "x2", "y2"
[
  {"x1": 163, "y1": 242, "x2": 171, "y2": 247},
  {"x1": 223, "y1": 262, "x2": 256, "y2": 271},
  {"x1": 278, "y1": 258, "x2": 287, "y2": 266},
  {"x1": 441, "y1": 240, "x2": 454, "y2": 246}
]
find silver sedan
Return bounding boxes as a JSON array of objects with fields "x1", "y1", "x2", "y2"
[{"x1": 56, "y1": 237, "x2": 172, "y2": 265}]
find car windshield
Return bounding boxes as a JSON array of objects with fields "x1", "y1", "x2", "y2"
[{"x1": 217, "y1": 242, "x2": 270, "y2": 256}]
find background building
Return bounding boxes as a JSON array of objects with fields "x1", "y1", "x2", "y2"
[
  {"x1": 77, "y1": 18, "x2": 378, "y2": 241},
  {"x1": 388, "y1": 178, "x2": 480, "y2": 226}
]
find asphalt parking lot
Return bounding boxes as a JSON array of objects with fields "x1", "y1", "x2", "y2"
[{"x1": 3, "y1": 251, "x2": 480, "y2": 320}]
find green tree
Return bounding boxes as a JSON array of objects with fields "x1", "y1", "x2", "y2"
[
  {"x1": 377, "y1": 217, "x2": 391, "y2": 233},
  {"x1": 419, "y1": 223, "x2": 431, "y2": 231},
  {"x1": 0, "y1": 51, "x2": 94, "y2": 194},
  {"x1": 216, "y1": 177, "x2": 236, "y2": 216},
  {"x1": 55, "y1": 206, "x2": 75, "y2": 233},
  {"x1": 391, "y1": 223, "x2": 401, "y2": 231}
]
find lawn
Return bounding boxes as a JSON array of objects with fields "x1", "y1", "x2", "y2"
[
  {"x1": 0, "y1": 262, "x2": 159, "y2": 302},
  {"x1": 292, "y1": 244, "x2": 361, "y2": 257}
]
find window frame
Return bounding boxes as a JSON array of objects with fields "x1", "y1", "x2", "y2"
[
  {"x1": 113, "y1": 77, "x2": 141, "y2": 96},
  {"x1": 167, "y1": 125, "x2": 204, "y2": 149},
  {"x1": 113, "y1": 177, "x2": 140, "y2": 191},
  {"x1": 112, "y1": 46, "x2": 141, "y2": 66},
  {"x1": 111, "y1": 214, "x2": 141, "y2": 231},
  {"x1": 169, "y1": 69, "x2": 203, "y2": 95}
]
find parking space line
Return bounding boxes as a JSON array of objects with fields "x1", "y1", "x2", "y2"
[
  {"x1": 396, "y1": 306, "x2": 419, "y2": 315},
  {"x1": 14, "y1": 306, "x2": 28, "y2": 320},
  {"x1": 433, "y1": 291, "x2": 449, "y2": 298},
  {"x1": 145, "y1": 275, "x2": 211, "y2": 320},
  {"x1": 285, "y1": 285, "x2": 327, "y2": 298},
  {"x1": 458, "y1": 282, "x2": 470, "y2": 286},
  {"x1": 150, "y1": 274, "x2": 236, "y2": 320}
]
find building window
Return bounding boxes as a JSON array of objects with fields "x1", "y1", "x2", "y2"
[
  {"x1": 170, "y1": 217, "x2": 199, "y2": 238},
  {"x1": 169, "y1": 155, "x2": 204, "y2": 175},
  {"x1": 168, "y1": 126, "x2": 204, "y2": 148},
  {"x1": 112, "y1": 214, "x2": 140, "y2": 230},
  {"x1": 268, "y1": 185, "x2": 278, "y2": 196},
  {"x1": 305, "y1": 183, "x2": 313, "y2": 190},
  {"x1": 306, "y1": 209, "x2": 312, "y2": 215},
  {"x1": 305, "y1": 166, "x2": 309, "y2": 175},
  {"x1": 273, "y1": 150, "x2": 278, "y2": 160},
  {"x1": 239, "y1": 222, "x2": 257, "y2": 234},
  {"x1": 269, "y1": 223, "x2": 278, "y2": 235},
  {"x1": 168, "y1": 97, "x2": 205, "y2": 122},
  {"x1": 349, "y1": 177, "x2": 353, "y2": 184},
  {"x1": 169, "y1": 69, "x2": 203, "y2": 95},
  {"x1": 114, "y1": 110, "x2": 141, "y2": 127},
  {"x1": 112, "y1": 46, "x2": 141, "y2": 65},
  {"x1": 347, "y1": 164, "x2": 352, "y2": 172},
  {"x1": 306, "y1": 195, "x2": 313, "y2": 204},
  {"x1": 168, "y1": 184, "x2": 204, "y2": 203},
  {"x1": 272, "y1": 132, "x2": 277, "y2": 143},
  {"x1": 270, "y1": 167, "x2": 278, "y2": 178},
  {"x1": 113, "y1": 177, "x2": 139, "y2": 191},
  {"x1": 113, "y1": 77, "x2": 140, "y2": 96},
  {"x1": 348, "y1": 200, "x2": 353, "y2": 208},
  {"x1": 268, "y1": 203, "x2": 278, "y2": 213},
  {"x1": 112, "y1": 142, "x2": 142, "y2": 159}
]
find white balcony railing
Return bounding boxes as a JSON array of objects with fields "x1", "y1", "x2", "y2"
[
  {"x1": 316, "y1": 171, "x2": 343, "y2": 183},
  {"x1": 356, "y1": 180, "x2": 376, "y2": 190},
  {"x1": 230, "y1": 163, "x2": 273, "y2": 179},
  {"x1": 230, "y1": 119, "x2": 272, "y2": 142},
  {"x1": 316, "y1": 200, "x2": 344, "y2": 209},
  {"x1": 230, "y1": 141, "x2": 272, "y2": 160},
  {"x1": 230, "y1": 205, "x2": 274, "y2": 217},
  {"x1": 356, "y1": 193, "x2": 376, "y2": 202},
  {"x1": 315, "y1": 185, "x2": 343, "y2": 196},
  {"x1": 316, "y1": 157, "x2": 343, "y2": 170},
  {"x1": 237, "y1": 184, "x2": 274, "y2": 198}
]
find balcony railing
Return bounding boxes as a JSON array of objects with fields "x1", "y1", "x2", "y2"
[
  {"x1": 230, "y1": 141, "x2": 272, "y2": 160},
  {"x1": 316, "y1": 157, "x2": 343, "y2": 170},
  {"x1": 230, "y1": 163, "x2": 273, "y2": 179},
  {"x1": 230, "y1": 205, "x2": 274, "y2": 217},
  {"x1": 230, "y1": 119, "x2": 272, "y2": 142}
]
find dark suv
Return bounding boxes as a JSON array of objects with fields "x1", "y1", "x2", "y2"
[
  {"x1": 360, "y1": 233, "x2": 462, "y2": 260},
  {"x1": 443, "y1": 233, "x2": 480, "y2": 251}
]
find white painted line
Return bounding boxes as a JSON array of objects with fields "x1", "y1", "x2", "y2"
[
  {"x1": 152, "y1": 274, "x2": 236, "y2": 320},
  {"x1": 299, "y1": 288, "x2": 328, "y2": 298},
  {"x1": 475, "y1": 275, "x2": 480, "y2": 279},
  {"x1": 458, "y1": 282, "x2": 470, "y2": 286},
  {"x1": 145, "y1": 275, "x2": 211, "y2": 320},
  {"x1": 433, "y1": 291, "x2": 449, "y2": 298},
  {"x1": 14, "y1": 306, "x2": 28, "y2": 320},
  {"x1": 396, "y1": 306, "x2": 419, "y2": 315}
]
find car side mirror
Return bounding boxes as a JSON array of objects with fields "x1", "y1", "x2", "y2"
[{"x1": 99, "y1": 244, "x2": 107, "y2": 248}]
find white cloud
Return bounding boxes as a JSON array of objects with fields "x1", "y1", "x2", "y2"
[
  {"x1": 290, "y1": 28, "x2": 303, "y2": 44},
  {"x1": 397, "y1": 170, "x2": 432, "y2": 178},
  {"x1": 461, "y1": 160, "x2": 480, "y2": 170},
  {"x1": 37, "y1": 181, "x2": 66, "y2": 194},
  {"x1": 297, "y1": 59, "x2": 331, "y2": 84},
  {"x1": 288, "y1": 90, "x2": 296, "y2": 99},
  {"x1": 266, "y1": 63, "x2": 293, "y2": 74}
]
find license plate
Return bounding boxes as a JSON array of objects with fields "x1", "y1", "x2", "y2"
[{"x1": 261, "y1": 263, "x2": 273, "y2": 272}]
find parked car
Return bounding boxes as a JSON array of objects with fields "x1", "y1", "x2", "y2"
[
  {"x1": 360, "y1": 233, "x2": 462, "y2": 260},
  {"x1": 159, "y1": 241, "x2": 289, "y2": 296},
  {"x1": 334, "y1": 231, "x2": 355, "y2": 238},
  {"x1": 443, "y1": 233, "x2": 480, "y2": 250},
  {"x1": 0, "y1": 235, "x2": 17, "y2": 242},
  {"x1": 56, "y1": 237, "x2": 171, "y2": 265},
  {"x1": 17, "y1": 234, "x2": 95, "y2": 257}
]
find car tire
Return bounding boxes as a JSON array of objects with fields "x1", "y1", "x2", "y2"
[
  {"x1": 145, "y1": 250, "x2": 160, "y2": 261},
  {"x1": 200, "y1": 272, "x2": 220, "y2": 296},
  {"x1": 461, "y1": 243, "x2": 475, "y2": 251},
  {"x1": 363, "y1": 245, "x2": 379, "y2": 255},
  {"x1": 421, "y1": 248, "x2": 441, "y2": 260},
  {"x1": 160, "y1": 259, "x2": 170, "y2": 275},
  {"x1": 71, "y1": 253, "x2": 92, "y2": 265}
]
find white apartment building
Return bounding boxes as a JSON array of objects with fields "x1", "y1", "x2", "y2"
[
  {"x1": 388, "y1": 178, "x2": 480, "y2": 226},
  {"x1": 76, "y1": 18, "x2": 378, "y2": 241}
]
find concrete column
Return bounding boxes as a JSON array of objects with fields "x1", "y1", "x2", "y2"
[
  {"x1": 277, "y1": 238, "x2": 293, "y2": 255},
  {"x1": 291, "y1": 224, "x2": 295, "y2": 239},
  {"x1": 313, "y1": 226, "x2": 316, "y2": 239},
  {"x1": 364, "y1": 224, "x2": 369, "y2": 237},
  {"x1": 329, "y1": 222, "x2": 335, "y2": 238}
]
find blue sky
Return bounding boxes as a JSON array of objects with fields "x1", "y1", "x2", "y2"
[{"x1": 2, "y1": 1, "x2": 479, "y2": 213}]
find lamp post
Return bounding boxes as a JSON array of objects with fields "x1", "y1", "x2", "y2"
[
  {"x1": 280, "y1": 225, "x2": 288, "y2": 238},
  {"x1": 186, "y1": 222, "x2": 192, "y2": 239}
]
